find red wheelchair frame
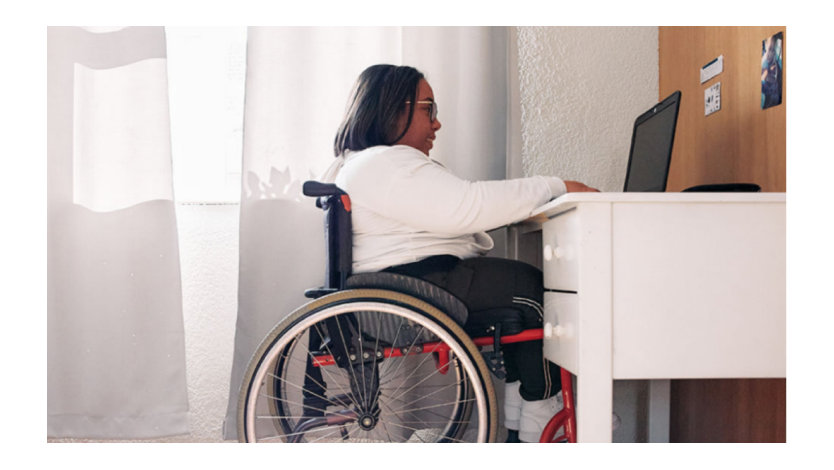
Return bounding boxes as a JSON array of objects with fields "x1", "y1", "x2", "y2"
[{"x1": 311, "y1": 325, "x2": 576, "y2": 442}]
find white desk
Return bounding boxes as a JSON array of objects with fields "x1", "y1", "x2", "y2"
[{"x1": 510, "y1": 193, "x2": 786, "y2": 442}]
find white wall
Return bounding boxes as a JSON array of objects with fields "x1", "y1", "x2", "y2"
[
  {"x1": 517, "y1": 27, "x2": 659, "y2": 189},
  {"x1": 174, "y1": 204, "x2": 240, "y2": 441}
]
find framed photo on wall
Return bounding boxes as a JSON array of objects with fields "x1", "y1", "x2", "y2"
[{"x1": 761, "y1": 31, "x2": 783, "y2": 109}]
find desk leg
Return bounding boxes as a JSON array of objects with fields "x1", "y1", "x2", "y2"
[
  {"x1": 648, "y1": 379, "x2": 671, "y2": 443},
  {"x1": 576, "y1": 371, "x2": 614, "y2": 442},
  {"x1": 506, "y1": 225, "x2": 520, "y2": 260},
  {"x1": 575, "y1": 202, "x2": 614, "y2": 443}
]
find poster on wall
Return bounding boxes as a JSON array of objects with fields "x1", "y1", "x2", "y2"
[{"x1": 761, "y1": 32, "x2": 783, "y2": 109}]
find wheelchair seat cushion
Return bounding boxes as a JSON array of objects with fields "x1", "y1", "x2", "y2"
[
  {"x1": 346, "y1": 272, "x2": 528, "y2": 342},
  {"x1": 345, "y1": 272, "x2": 468, "y2": 326}
]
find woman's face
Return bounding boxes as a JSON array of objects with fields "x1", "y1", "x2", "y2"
[{"x1": 394, "y1": 79, "x2": 442, "y2": 155}]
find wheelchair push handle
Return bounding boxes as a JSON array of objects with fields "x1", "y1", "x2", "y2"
[{"x1": 303, "y1": 181, "x2": 346, "y2": 197}]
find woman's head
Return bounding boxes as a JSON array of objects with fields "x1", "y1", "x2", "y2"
[{"x1": 334, "y1": 64, "x2": 441, "y2": 156}]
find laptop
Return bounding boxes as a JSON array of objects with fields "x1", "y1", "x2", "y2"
[{"x1": 622, "y1": 91, "x2": 681, "y2": 192}]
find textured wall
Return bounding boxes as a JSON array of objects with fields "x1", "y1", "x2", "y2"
[
  {"x1": 174, "y1": 204, "x2": 240, "y2": 441},
  {"x1": 517, "y1": 27, "x2": 658, "y2": 191}
]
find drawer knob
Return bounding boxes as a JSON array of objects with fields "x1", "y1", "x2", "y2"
[
  {"x1": 543, "y1": 245, "x2": 564, "y2": 261},
  {"x1": 544, "y1": 323, "x2": 566, "y2": 338}
]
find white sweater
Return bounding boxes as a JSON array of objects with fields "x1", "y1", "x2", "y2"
[{"x1": 326, "y1": 145, "x2": 566, "y2": 273}]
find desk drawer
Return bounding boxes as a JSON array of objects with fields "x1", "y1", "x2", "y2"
[
  {"x1": 542, "y1": 210, "x2": 580, "y2": 291},
  {"x1": 542, "y1": 292, "x2": 579, "y2": 374}
]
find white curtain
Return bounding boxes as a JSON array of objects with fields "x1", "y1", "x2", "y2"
[
  {"x1": 222, "y1": 26, "x2": 515, "y2": 439},
  {"x1": 47, "y1": 27, "x2": 189, "y2": 438}
]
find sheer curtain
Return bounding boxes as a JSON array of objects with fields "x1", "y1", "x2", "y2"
[
  {"x1": 223, "y1": 26, "x2": 515, "y2": 439},
  {"x1": 47, "y1": 27, "x2": 189, "y2": 438}
]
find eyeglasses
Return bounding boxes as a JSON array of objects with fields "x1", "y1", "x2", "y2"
[{"x1": 405, "y1": 100, "x2": 438, "y2": 123}]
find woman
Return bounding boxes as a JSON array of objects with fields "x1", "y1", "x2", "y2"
[{"x1": 323, "y1": 64, "x2": 597, "y2": 442}]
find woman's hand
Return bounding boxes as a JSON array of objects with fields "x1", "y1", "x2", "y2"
[{"x1": 565, "y1": 180, "x2": 600, "y2": 193}]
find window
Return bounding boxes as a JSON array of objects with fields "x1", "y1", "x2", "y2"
[{"x1": 166, "y1": 27, "x2": 246, "y2": 203}]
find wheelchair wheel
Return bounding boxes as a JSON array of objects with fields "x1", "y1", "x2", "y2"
[{"x1": 238, "y1": 289, "x2": 498, "y2": 443}]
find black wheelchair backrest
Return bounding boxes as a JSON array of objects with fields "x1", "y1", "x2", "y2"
[{"x1": 303, "y1": 181, "x2": 353, "y2": 296}]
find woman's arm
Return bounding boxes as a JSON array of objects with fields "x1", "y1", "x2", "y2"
[{"x1": 339, "y1": 146, "x2": 567, "y2": 235}]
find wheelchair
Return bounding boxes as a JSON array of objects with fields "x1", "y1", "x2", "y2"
[{"x1": 237, "y1": 181, "x2": 576, "y2": 443}]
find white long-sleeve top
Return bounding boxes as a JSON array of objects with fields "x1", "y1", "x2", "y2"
[{"x1": 326, "y1": 145, "x2": 566, "y2": 273}]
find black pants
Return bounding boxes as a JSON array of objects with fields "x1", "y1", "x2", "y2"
[{"x1": 384, "y1": 255, "x2": 561, "y2": 401}]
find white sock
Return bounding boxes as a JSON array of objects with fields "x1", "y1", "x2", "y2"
[{"x1": 503, "y1": 381, "x2": 522, "y2": 430}]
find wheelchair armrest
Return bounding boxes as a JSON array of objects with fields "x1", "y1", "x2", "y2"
[{"x1": 303, "y1": 181, "x2": 346, "y2": 197}]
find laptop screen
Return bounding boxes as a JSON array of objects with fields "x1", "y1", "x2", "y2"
[{"x1": 623, "y1": 91, "x2": 681, "y2": 192}]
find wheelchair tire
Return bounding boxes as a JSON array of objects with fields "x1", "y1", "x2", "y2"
[{"x1": 238, "y1": 289, "x2": 498, "y2": 443}]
